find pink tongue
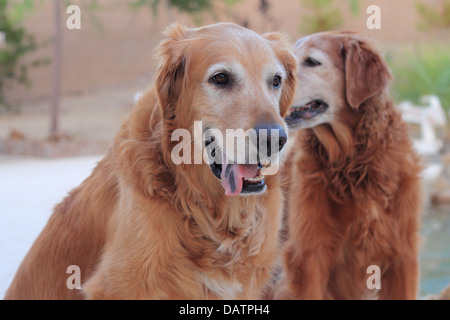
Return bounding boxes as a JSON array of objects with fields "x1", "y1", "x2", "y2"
[{"x1": 221, "y1": 153, "x2": 259, "y2": 197}]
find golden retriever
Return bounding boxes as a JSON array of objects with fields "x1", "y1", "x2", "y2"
[
  {"x1": 5, "y1": 23, "x2": 297, "y2": 300},
  {"x1": 275, "y1": 31, "x2": 422, "y2": 300}
]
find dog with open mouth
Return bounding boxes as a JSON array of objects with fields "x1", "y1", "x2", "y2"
[
  {"x1": 5, "y1": 23, "x2": 297, "y2": 300},
  {"x1": 275, "y1": 32, "x2": 422, "y2": 300},
  {"x1": 204, "y1": 121, "x2": 288, "y2": 197}
]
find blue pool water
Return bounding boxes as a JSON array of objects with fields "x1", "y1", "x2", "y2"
[{"x1": 419, "y1": 206, "x2": 450, "y2": 299}]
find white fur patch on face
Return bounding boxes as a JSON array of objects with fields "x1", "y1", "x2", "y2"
[
  {"x1": 200, "y1": 274, "x2": 243, "y2": 299},
  {"x1": 201, "y1": 62, "x2": 246, "y2": 113},
  {"x1": 206, "y1": 61, "x2": 283, "y2": 86},
  {"x1": 303, "y1": 48, "x2": 329, "y2": 65},
  {"x1": 291, "y1": 96, "x2": 334, "y2": 129},
  {"x1": 293, "y1": 112, "x2": 334, "y2": 129},
  {"x1": 202, "y1": 57, "x2": 287, "y2": 116},
  {"x1": 263, "y1": 61, "x2": 286, "y2": 106},
  {"x1": 289, "y1": 45, "x2": 344, "y2": 129},
  {"x1": 272, "y1": 61, "x2": 287, "y2": 80},
  {"x1": 205, "y1": 62, "x2": 246, "y2": 84},
  {"x1": 295, "y1": 36, "x2": 310, "y2": 49},
  {"x1": 263, "y1": 60, "x2": 286, "y2": 81}
]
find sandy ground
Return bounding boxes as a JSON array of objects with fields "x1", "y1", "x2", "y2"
[{"x1": 0, "y1": 78, "x2": 147, "y2": 158}]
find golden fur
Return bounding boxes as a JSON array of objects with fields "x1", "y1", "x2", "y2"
[
  {"x1": 275, "y1": 32, "x2": 422, "y2": 300},
  {"x1": 5, "y1": 23, "x2": 297, "y2": 300}
]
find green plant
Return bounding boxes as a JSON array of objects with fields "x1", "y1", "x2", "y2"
[
  {"x1": 299, "y1": 0, "x2": 343, "y2": 34},
  {"x1": 416, "y1": 0, "x2": 450, "y2": 30},
  {"x1": 129, "y1": 0, "x2": 242, "y2": 26},
  {"x1": 0, "y1": 0, "x2": 46, "y2": 109},
  {"x1": 222, "y1": 0, "x2": 243, "y2": 17},
  {"x1": 389, "y1": 45, "x2": 450, "y2": 112},
  {"x1": 349, "y1": 0, "x2": 359, "y2": 16},
  {"x1": 130, "y1": 0, "x2": 213, "y2": 14}
]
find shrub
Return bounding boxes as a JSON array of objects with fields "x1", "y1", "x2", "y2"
[
  {"x1": 0, "y1": 0, "x2": 45, "y2": 109},
  {"x1": 299, "y1": 0, "x2": 343, "y2": 34},
  {"x1": 416, "y1": 0, "x2": 450, "y2": 30},
  {"x1": 130, "y1": 0, "x2": 213, "y2": 14},
  {"x1": 389, "y1": 45, "x2": 450, "y2": 112}
]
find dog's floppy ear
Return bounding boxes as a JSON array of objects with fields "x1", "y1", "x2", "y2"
[
  {"x1": 342, "y1": 37, "x2": 392, "y2": 109},
  {"x1": 154, "y1": 23, "x2": 191, "y2": 116},
  {"x1": 263, "y1": 32, "x2": 298, "y2": 117}
]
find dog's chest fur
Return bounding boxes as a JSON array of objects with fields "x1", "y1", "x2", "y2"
[
  {"x1": 181, "y1": 196, "x2": 278, "y2": 299},
  {"x1": 200, "y1": 274, "x2": 244, "y2": 299}
]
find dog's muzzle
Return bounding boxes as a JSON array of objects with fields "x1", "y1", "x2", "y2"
[
  {"x1": 285, "y1": 99, "x2": 329, "y2": 128},
  {"x1": 205, "y1": 123, "x2": 287, "y2": 196}
]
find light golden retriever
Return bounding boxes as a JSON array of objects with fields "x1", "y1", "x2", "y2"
[
  {"x1": 5, "y1": 23, "x2": 297, "y2": 300},
  {"x1": 275, "y1": 32, "x2": 422, "y2": 300}
]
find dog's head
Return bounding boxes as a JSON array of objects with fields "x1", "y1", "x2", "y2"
[
  {"x1": 155, "y1": 23, "x2": 297, "y2": 196},
  {"x1": 286, "y1": 31, "x2": 392, "y2": 129}
]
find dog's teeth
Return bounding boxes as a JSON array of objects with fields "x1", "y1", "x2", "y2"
[{"x1": 244, "y1": 176, "x2": 265, "y2": 183}]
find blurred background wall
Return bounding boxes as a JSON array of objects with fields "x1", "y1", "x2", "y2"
[{"x1": 3, "y1": 0, "x2": 449, "y2": 106}]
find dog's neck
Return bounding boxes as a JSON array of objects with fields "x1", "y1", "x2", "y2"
[
  {"x1": 165, "y1": 160, "x2": 273, "y2": 262},
  {"x1": 309, "y1": 94, "x2": 396, "y2": 163},
  {"x1": 167, "y1": 161, "x2": 272, "y2": 246},
  {"x1": 302, "y1": 93, "x2": 407, "y2": 205}
]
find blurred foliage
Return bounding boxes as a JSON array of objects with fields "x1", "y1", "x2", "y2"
[
  {"x1": 298, "y1": 0, "x2": 361, "y2": 34},
  {"x1": 128, "y1": 0, "x2": 245, "y2": 26},
  {"x1": 83, "y1": 0, "x2": 244, "y2": 28},
  {"x1": 83, "y1": 0, "x2": 104, "y2": 32},
  {"x1": 416, "y1": 0, "x2": 450, "y2": 30},
  {"x1": 349, "y1": 0, "x2": 359, "y2": 16},
  {"x1": 8, "y1": 0, "x2": 33, "y2": 22},
  {"x1": 130, "y1": 0, "x2": 213, "y2": 14},
  {"x1": 222, "y1": 0, "x2": 243, "y2": 17},
  {"x1": 0, "y1": 0, "x2": 48, "y2": 109},
  {"x1": 389, "y1": 46, "x2": 450, "y2": 111},
  {"x1": 299, "y1": 0, "x2": 343, "y2": 34}
]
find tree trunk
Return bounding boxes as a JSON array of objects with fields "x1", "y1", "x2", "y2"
[{"x1": 50, "y1": 0, "x2": 62, "y2": 140}]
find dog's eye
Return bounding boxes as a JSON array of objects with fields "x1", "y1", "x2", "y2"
[
  {"x1": 272, "y1": 75, "x2": 282, "y2": 88},
  {"x1": 211, "y1": 73, "x2": 229, "y2": 86},
  {"x1": 304, "y1": 57, "x2": 321, "y2": 67}
]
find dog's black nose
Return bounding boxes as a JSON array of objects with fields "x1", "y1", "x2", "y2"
[{"x1": 254, "y1": 123, "x2": 287, "y2": 157}]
